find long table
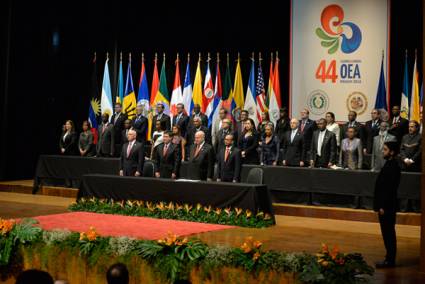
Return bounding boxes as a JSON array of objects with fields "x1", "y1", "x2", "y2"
[
  {"x1": 33, "y1": 155, "x2": 120, "y2": 193},
  {"x1": 238, "y1": 165, "x2": 421, "y2": 212},
  {"x1": 77, "y1": 174, "x2": 274, "y2": 215}
]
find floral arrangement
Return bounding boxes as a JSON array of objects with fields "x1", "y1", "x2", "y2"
[
  {"x1": 69, "y1": 198, "x2": 274, "y2": 228},
  {"x1": 0, "y1": 218, "x2": 374, "y2": 283}
]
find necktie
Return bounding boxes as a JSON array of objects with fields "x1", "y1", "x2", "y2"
[
  {"x1": 301, "y1": 121, "x2": 306, "y2": 133},
  {"x1": 194, "y1": 144, "x2": 201, "y2": 157},
  {"x1": 102, "y1": 124, "x2": 107, "y2": 134},
  {"x1": 163, "y1": 143, "x2": 168, "y2": 156},
  {"x1": 127, "y1": 142, "x2": 132, "y2": 158},
  {"x1": 176, "y1": 115, "x2": 180, "y2": 123},
  {"x1": 225, "y1": 147, "x2": 230, "y2": 161},
  {"x1": 114, "y1": 113, "x2": 119, "y2": 124}
]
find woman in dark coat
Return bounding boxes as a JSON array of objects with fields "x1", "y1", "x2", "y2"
[
  {"x1": 237, "y1": 118, "x2": 259, "y2": 165},
  {"x1": 59, "y1": 120, "x2": 78, "y2": 155},
  {"x1": 259, "y1": 124, "x2": 280, "y2": 165}
]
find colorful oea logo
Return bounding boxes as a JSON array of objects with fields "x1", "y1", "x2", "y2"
[{"x1": 316, "y1": 4, "x2": 362, "y2": 54}]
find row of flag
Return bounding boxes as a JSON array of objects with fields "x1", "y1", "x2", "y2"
[
  {"x1": 400, "y1": 49, "x2": 423, "y2": 122},
  {"x1": 88, "y1": 52, "x2": 282, "y2": 139}
]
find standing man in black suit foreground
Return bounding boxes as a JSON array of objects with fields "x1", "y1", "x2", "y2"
[
  {"x1": 310, "y1": 118, "x2": 337, "y2": 168},
  {"x1": 97, "y1": 113, "x2": 115, "y2": 157},
  {"x1": 299, "y1": 108, "x2": 317, "y2": 165},
  {"x1": 374, "y1": 141, "x2": 401, "y2": 268},
  {"x1": 155, "y1": 131, "x2": 181, "y2": 179},
  {"x1": 187, "y1": 131, "x2": 215, "y2": 181},
  {"x1": 111, "y1": 102, "x2": 128, "y2": 157},
  {"x1": 389, "y1": 105, "x2": 409, "y2": 142},
  {"x1": 217, "y1": 134, "x2": 241, "y2": 183},
  {"x1": 119, "y1": 129, "x2": 144, "y2": 177},
  {"x1": 282, "y1": 118, "x2": 305, "y2": 167}
]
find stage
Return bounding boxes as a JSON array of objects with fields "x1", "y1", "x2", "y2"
[{"x1": 0, "y1": 181, "x2": 424, "y2": 283}]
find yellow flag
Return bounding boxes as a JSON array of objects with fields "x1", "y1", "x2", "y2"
[
  {"x1": 192, "y1": 58, "x2": 203, "y2": 111},
  {"x1": 233, "y1": 58, "x2": 244, "y2": 109},
  {"x1": 410, "y1": 54, "x2": 420, "y2": 122}
]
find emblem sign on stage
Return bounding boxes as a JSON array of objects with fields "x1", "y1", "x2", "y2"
[{"x1": 290, "y1": 0, "x2": 389, "y2": 122}]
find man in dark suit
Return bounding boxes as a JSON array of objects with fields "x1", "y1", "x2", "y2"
[
  {"x1": 341, "y1": 111, "x2": 365, "y2": 141},
  {"x1": 189, "y1": 104, "x2": 208, "y2": 128},
  {"x1": 400, "y1": 120, "x2": 422, "y2": 172},
  {"x1": 374, "y1": 141, "x2": 401, "y2": 268},
  {"x1": 111, "y1": 103, "x2": 128, "y2": 157},
  {"x1": 187, "y1": 130, "x2": 215, "y2": 181},
  {"x1": 236, "y1": 110, "x2": 249, "y2": 140},
  {"x1": 275, "y1": 107, "x2": 291, "y2": 146},
  {"x1": 121, "y1": 119, "x2": 132, "y2": 145},
  {"x1": 97, "y1": 113, "x2": 115, "y2": 157},
  {"x1": 186, "y1": 117, "x2": 211, "y2": 146},
  {"x1": 217, "y1": 134, "x2": 241, "y2": 182},
  {"x1": 155, "y1": 131, "x2": 181, "y2": 179},
  {"x1": 282, "y1": 118, "x2": 305, "y2": 167},
  {"x1": 299, "y1": 108, "x2": 317, "y2": 164},
  {"x1": 363, "y1": 109, "x2": 382, "y2": 154},
  {"x1": 389, "y1": 105, "x2": 409, "y2": 142},
  {"x1": 119, "y1": 129, "x2": 144, "y2": 177},
  {"x1": 171, "y1": 103, "x2": 189, "y2": 137},
  {"x1": 213, "y1": 118, "x2": 234, "y2": 154},
  {"x1": 152, "y1": 103, "x2": 171, "y2": 134},
  {"x1": 132, "y1": 104, "x2": 148, "y2": 144},
  {"x1": 310, "y1": 118, "x2": 337, "y2": 168}
]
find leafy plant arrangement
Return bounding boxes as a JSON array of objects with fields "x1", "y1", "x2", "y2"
[
  {"x1": 0, "y1": 218, "x2": 374, "y2": 283},
  {"x1": 298, "y1": 243, "x2": 374, "y2": 284},
  {"x1": 137, "y1": 232, "x2": 208, "y2": 282},
  {"x1": 69, "y1": 198, "x2": 274, "y2": 228}
]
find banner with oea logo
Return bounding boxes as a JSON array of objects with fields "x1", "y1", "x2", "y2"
[{"x1": 290, "y1": 0, "x2": 389, "y2": 122}]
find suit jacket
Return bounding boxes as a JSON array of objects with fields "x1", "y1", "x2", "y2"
[
  {"x1": 213, "y1": 128, "x2": 235, "y2": 154},
  {"x1": 371, "y1": 133, "x2": 397, "y2": 171},
  {"x1": 217, "y1": 146, "x2": 241, "y2": 182},
  {"x1": 282, "y1": 130, "x2": 305, "y2": 166},
  {"x1": 132, "y1": 115, "x2": 148, "y2": 143},
  {"x1": 189, "y1": 113, "x2": 208, "y2": 128},
  {"x1": 172, "y1": 113, "x2": 189, "y2": 137},
  {"x1": 310, "y1": 129, "x2": 337, "y2": 166},
  {"x1": 341, "y1": 121, "x2": 365, "y2": 142},
  {"x1": 120, "y1": 141, "x2": 144, "y2": 176},
  {"x1": 363, "y1": 119, "x2": 381, "y2": 153},
  {"x1": 186, "y1": 126, "x2": 211, "y2": 146},
  {"x1": 59, "y1": 131, "x2": 78, "y2": 155},
  {"x1": 299, "y1": 119, "x2": 317, "y2": 152},
  {"x1": 97, "y1": 123, "x2": 115, "y2": 156},
  {"x1": 339, "y1": 138, "x2": 363, "y2": 170},
  {"x1": 155, "y1": 143, "x2": 181, "y2": 178},
  {"x1": 187, "y1": 143, "x2": 215, "y2": 180},
  {"x1": 259, "y1": 135, "x2": 280, "y2": 165},
  {"x1": 275, "y1": 117, "x2": 290, "y2": 145},
  {"x1": 388, "y1": 116, "x2": 409, "y2": 142},
  {"x1": 121, "y1": 129, "x2": 130, "y2": 145},
  {"x1": 400, "y1": 133, "x2": 422, "y2": 171},
  {"x1": 211, "y1": 119, "x2": 227, "y2": 147},
  {"x1": 111, "y1": 112, "x2": 128, "y2": 145},
  {"x1": 152, "y1": 113, "x2": 171, "y2": 133},
  {"x1": 237, "y1": 132, "x2": 259, "y2": 164},
  {"x1": 373, "y1": 158, "x2": 401, "y2": 213}
]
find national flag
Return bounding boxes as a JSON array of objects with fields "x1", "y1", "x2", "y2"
[
  {"x1": 148, "y1": 54, "x2": 160, "y2": 140},
  {"x1": 410, "y1": 50, "x2": 420, "y2": 122},
  {"x1": 100, "y1": 54, "x2": 113, "y2": 121},
  {"x1": 88, "y1": 52, "x2": 100, "y2": 144},
  {"x1": 269, "y1": 53, "x2": 281, "y2": 125},
  {"x1": 244, "y1": 56, "x2": 258, "y2": 126},
  {"x1": 192, "y1": 55, "x2": 203, "y2": 113},
  {"x1": 374, "y1": 52, "x2": 388, "y2": 121},
  {"x1": 137, "y1": 53, "x2": 149, "y2": 117},
  {"x1": 266, "y1": 53, "x2": 274, "y2": 108},
  {"x1": 116, "y1": 52, "x2": 124, "y2": 104},
  {"x1": 232, "y1": 56, "x2": 245, "y2": 111},
  {"x1": 400, "y1": 50, "x2": 409, "y2": 119},
  {"x1": 182, "y1": 54, "x2": 193, "y2": 115},
  {"x1": 256, "y1": 56, "x2": 267, "y2": 123},
  {"x1": 153, "y1": 54, "x2": 170, "y2": 115},
  {"x1": 170, "y1": 53, "x2": 183, "y2": 120},
  {"x1": 204, "y1": 56, "x2": 215, "y2": 124},
  {"x1": 221, "y1": 53, "x2": 233, "y2": 113},
  {"x1": 123, "y1": 53, "x2": 137, "y2": 119},
  {"x1": 211, "y1": 55, "x2": 223, "y2": 128}
]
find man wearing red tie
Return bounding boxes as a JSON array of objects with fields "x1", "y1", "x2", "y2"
[
  {"x1": 217, "y1": 134, "x2": 241, "y2": 183},
  {"x1": 155, "y1": 131, "x2": 181, "y2": 179},
  {"x1": 119, "y1": 129, "x2": 144, "y2": 177},
  {"x1": 187, "y1": 131, "x2": 215, "y2": 181}
]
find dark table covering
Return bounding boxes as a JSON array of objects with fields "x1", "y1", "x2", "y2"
[
  {"x1": 33, "y1": 155, "x2": 120, "y2": 192},
  {"x1": 77, "y1": 174, "x2": 274, "y2": 215}
]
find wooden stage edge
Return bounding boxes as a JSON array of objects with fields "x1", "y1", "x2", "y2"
[{"x1": 0, "y1": 180, "x2": 421, "y2": 226}]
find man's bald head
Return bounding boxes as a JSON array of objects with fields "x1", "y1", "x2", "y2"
[{"x1": 194, "y1": 131, "x2": 205, "y2": 145}]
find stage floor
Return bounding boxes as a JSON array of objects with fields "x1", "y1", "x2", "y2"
[{"x1": 0, "y1": 191, "x2": 423, "y2": 283}]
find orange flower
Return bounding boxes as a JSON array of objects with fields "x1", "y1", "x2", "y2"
[
  {"x1": 0, "y1": 219, "x2": 15, "y2": 235},
  {"x1": 79, "y1": 232, "x2": 86, "y2": 241},
  {"x1": 253, "y1": 240, "x2": 263, "y2": 249},
  {"x1": 80, "y1": 226, "x2": 98, "y2": 241},
  {"x1": 252, "y1": 252, "x2": 261, "y2": 261},
  {"x1": 321, "y1": 243, "x2": 329, "y2": 253},
  {"x1": 330, "y1": 245, "x2": 339, "y2": 260},
  {"x1": 241, "y1": 242, "x2": 252, "y2": 253}
]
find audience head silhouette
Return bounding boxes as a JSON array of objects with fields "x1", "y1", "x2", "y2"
[
  {"x1": 15, "y1": 269, "x2": 54, "y2": 284},
  {"x1": 106, "y1": 263, "x2": 129, "y2": 284}
]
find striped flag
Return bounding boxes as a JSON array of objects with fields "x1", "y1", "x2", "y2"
[
  {"x1": 244, "y1": 57, "x2": 258, "y2": 126},
  {"x1": 192, "y1": 55, "x2": 203, "y2": 113},
  {"x1": 409, "y1": 51, "x2": 420, "y2": 122},
  {"x1": 182, "y1": 54, "x2": 193, "y2": 115},
  {"x1": 148, "y1": 54, "x2": 160, "y2": 140},
  {"x1": 154, "y1": 55, "x2": 170, "y2": 115},
  {"x1": 211, "y1": 55, "x2": 223, "y2": 129},
  {"x1": 204, "y1": 56, "x2": 215, "y2": 125},
  {"x1": 100, "y1": 54, "x2": 113, "y2": 120},
  {"x1": 256, "y1": 57, "x2": 267, "y2": 123},
  {"x1": 269, "y1": 53, "x2": 281, "y2": 125},
  {"x1": 123, "y1": 53, "x2": 137, "y2": 119},
  {"x1": 137, "y1": 54, "x2": 149, "y2": 117},
  {"x1": 266, "y1": 53, "x2": 274, "y2": 108},
  {"x1": 400, "y1": 50, "x2": 409, "y2": 119},
  {"x1": 88, "y1": 52, "x2": 100, "y2": 144},
  {"x1": 170, "y1": 54, "x2": 183, "y2": 120}
]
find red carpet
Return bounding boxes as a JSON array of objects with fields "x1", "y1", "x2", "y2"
[{"x1": 32, "y1": 212, "x2": 234, "y2": 240}]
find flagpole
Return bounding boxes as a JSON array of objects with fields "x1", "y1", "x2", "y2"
[{"x1": 227, "y1": 52, "x2": 229, "y2": 67}]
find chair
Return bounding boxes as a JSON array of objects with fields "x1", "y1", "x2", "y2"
[
  {"x1": 245, "y1": 167, "x2": 264, "y2": 184},
  {"x1": 143, "y1": 160, "x2": 155, "y2": 177}
]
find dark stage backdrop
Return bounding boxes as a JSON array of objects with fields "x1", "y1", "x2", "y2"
[{"x1": 0, "y1": 0, "x2": 422, "y2": 180}]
